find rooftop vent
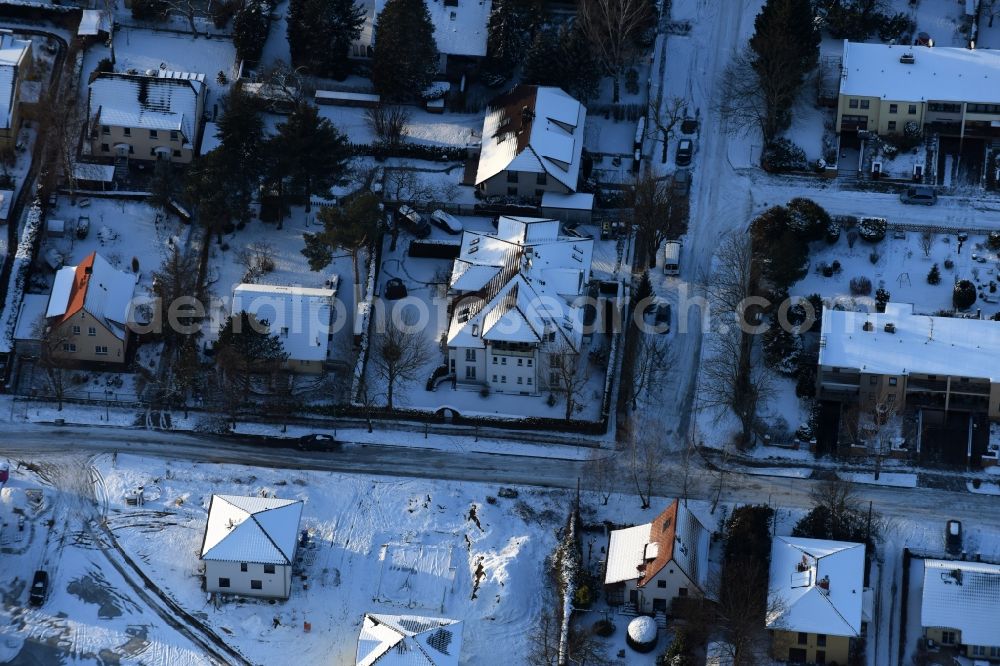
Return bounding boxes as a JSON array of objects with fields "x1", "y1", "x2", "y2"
[
  {"x1": 900, "y1": 53, "x2": 916, "y2": 64},
  {"x1": 863, "y1": 321, "x2": 874, "y2": 332},
  {"x1": 884, "y1": 322, "x2": 896, "y2": 333},
  {"x1": 817, "y1": 575, "x2": 831, "y2": 594}
]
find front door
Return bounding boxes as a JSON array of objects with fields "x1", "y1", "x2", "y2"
[
  {"x1": 787, "y1": 648, "x2": 807, "y2": 663},
  {"x1": 628, "y1": 589, "x2": 638, "y2": 607},
  {"x1": 652, "y1": 598, "x2": 666, "y2": 613}
]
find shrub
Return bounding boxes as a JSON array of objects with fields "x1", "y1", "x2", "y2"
[
  {"x1": 212, "y1": 0, "x2": 239, "y2": 27},
  {"x1": 944, "y1": 258, "x2": 955, "y2": 270},
  {"x1": 480, "y1": 385, "x2": 490, "y2": 398},
  {"x1": 927, "y1": 263, "x2": 941, "y2": 285},
  {"x1": 858, "y1": 217, "x2": 886, "y2": 243},
  {"x1": 786, "y1": 197, "x2": 832, "y2": 242},
  {"x1": 826, "y1": 222, "x2": 841, "y2": 244},
  {"x1": 574, "y1": 584, "x2": 593, "y2": 608},
  {"x1": 878, "y1": 12, "x2": 915, "y2": 42},
  {"x1": 131, "y1": 256, "x2": 140, "y2": 273},
  {"x1": 987, "y1": 231, "x2": 1000, "y2": 250},
  {"x1": 875, "y1": 288, "x2": 890, "y2": 312},
  {"x1": 954, "y1": 279, "x2": 977, "y2": 310},
  {"x1": 869, "y1": 251, "x2": 879, "y2": 264},
  {"x1": 593, "y1": 619, "x2": 615, "y2": 637},
  {"x1": 850, "y1": 276, "x2": 872, "y2": 296},
  {"x1": 831, "y1": 260, "x2": 842, "y2": 274},
  {"x1": 762, "y1": 139, "x2": 807, "y2": 173},
  {"x1": 847, "y1": 229, "x2": 859, "y2": 248}
]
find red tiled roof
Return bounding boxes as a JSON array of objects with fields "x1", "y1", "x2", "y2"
[
  {"x1": 637, "y1": 499, "x2": 679, "y2": 588},
  {"x1": 53, "y1": 251, "x2": 95, "y2": 326}
]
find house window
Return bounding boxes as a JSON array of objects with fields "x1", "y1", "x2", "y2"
[
  {"x1": 972, "y1": 646, "x2": 986, "y2": 657},
  {"x1": 501, "y1": 357, "x2": 507, "y2": 365},
  {"x1": 492, "y1": 357, "x2": 498, "y2": 364},
  {"x1": 465, "y1": 366, "x2": 476, "y2": 380},
  {"x1": 860, "y1": 99, "x2": 870, "y2": 109},
  {"x1": 889, "y1": 104, "x2": 898, "y2": 113},
  {"x1": 492, "y1": 374, "x2": 497, "y2": 382},
  {"x1": 550, "y1": 355, "x2": 562, "y2": 368},
  {"x1": 240, "y1": 563, "x2": 248, "y2": 572},
  {"x1": 72, "y1": 325, "x2": 81, "y2": 335},
  {"x1": 170, "y1": 130, "x2": 179, "y2": 141},
  {"x1": 816, "y1": 634, "x2": 826, "y2": 647},
  {"x1": 550, "y1": 372, "x2": 559, "y2": 385},
  {"x1": 537, "y1": 172, "x2": 547, "y2": 185},
  {"x1": 517, "y1": 359, "x2": 523, "y2": 366},
  {"x1": 123, "y1": 127, "x2": 131, "y2": 137},
  {"x1": 63, "y1": 343, "x2": 76, "y2": 352},
  {"x1": 101, "y1": 143, "x2": 110, "y2": 152},
  {"x1": 657, "y1": 580, "x2": 666, "y2": 588},
  {"x1": 173, "y1": 149, "x2": 181, "y2": 158},
  {"x1": 264, "y1": 564, "x2": 275, "y2": 574},
  {"x1": 678, "y1": 587, "x2": 688, "y2": 597},
  {"x1": 88, "y1": 327, "x2": 96, "y2": 336},
  {"x1": 527, "y1": 377, "x2": 533, "y2": 385},
  {"x1": 465, "y1": 349, "x2": 476, "y2": 362},
  {"x1": 150, "y1": 148, "x2": 157, "y2": 157},
  {"x1": 990, "y1": 647, "x2": 999, "y2": 657},
  {"x1": 869, "y1": 376, "x2": 877, "y2": 385},
  {"x1": 95, "y1": 346, "x2": 108, "y2": 355},
  {"x1": 849, "y1": 99, "x2": 859, "y2": 109},
  {"x1": 816, "y1": 650, "x2": 826, "y2": 664},
  {"x1": 149, "y1": 129, "x2": 158, "y2": 139},
  {"x1": 527, "y1": 359, "x2": 533, "y2": 367},
  {"x1": 218, "y1": 578, "x2": 230, "y2": 588},
  {"x1": 250, "y1": 580, "x2": 262, "y2": 590},
  {"x1": 798, "y1": 632, "x2": 808, "y2": 645},
  {"x1": 887, "y1": 121, "x2": 897, "y2": 131},
  {"x1": 506, "y1": 171, "x2": 518, "y2": 183},
  {"x1": 941, "y1": 631, "x2": 956, "y2": 645},
  {"x1": 534, "y1": 189, "x2": 543, "y2": 198},
  {"x1": 908, "y1": 104, "x2": 917, "y2": 114},
  {"x1": 280, "y1": 327, "x2": 288, "y2": 337},
  {"x1": 889, "y1": 377, "x2": 898, "y2": 386},
  {"x1": 517, "y1": 377, "x2": 523, "y2": 384},
  {"x1": 501, "y1": 376, "x2": 506, "y2": 383},
  {"x1": 101, "y1": 125, "x2": 110, "y2": 135}
]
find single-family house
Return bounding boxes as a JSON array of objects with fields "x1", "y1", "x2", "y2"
[
  {"x1": 603, "y1": 500, "x2": 710, "y2": 615},
  {"x1": 766, "y1": 536, "x2": 869, "y2": 664},
  {"x1": 87, "y1": 70, "x2": 207, "y2": 163},
  {"x1": 921, "y1": 559, "x2": 1000, "y2": 660},
  {"x1": 446, "y1": 216, "x2": 593, "y2": 395},
  {"x1": 0, "y1": 35, "x2": 33, "y2": 151},
  {"x1": 200, "y1": 494, "x2": 304, "y2": 599},
  {"x1": 231, "y1": 284, "x2": 338, "y2": 374},
  {"x1": 43, "y1": 252, "x2": 137, "y2": 365},
  {"x1": 356, "y1": 613, "x2": 462, "y2": 665},
  {"x1": 475, "y1": 85, "x2": 586, "y2": 199},
  {"x1": 837, "y1": 40, "x2": 1000, "y2": 139}
]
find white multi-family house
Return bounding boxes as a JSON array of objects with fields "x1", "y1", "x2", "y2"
[
  {"x1": 446, "y1": 216, "x2": 593, "y2": 395},
  {"x1": 200, "y1": 495, "x2": 304, "y2": 599},
  {"x1": 602, "y1": 500, "x2": 711, "y2": 614},
  {"x1": 0, "y1": 35, "x2": 33, "y2": 151},
  {"x1": 921, "y1": 559, "x2": 1000, "y2": 661},
  {"x1": 475, "y1": 85, "x2": 586, "y2": 199},
  {"x1": 356, "y1": 613, "x2": 462, "y2": 665}
]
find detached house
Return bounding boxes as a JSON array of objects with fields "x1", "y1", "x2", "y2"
[
  {"x1": 87, "y1": 70, "x2": 207, "y2": 163},
  {"x1": 921, "y1": 559, "x2": 1000, "y2": 660},
  {"x1": 356, "y1": 613, "x2": 463, "y2": 665},
  {"x1": 447, "y1": 216, "x2": 593, "y2": 395},
  {"x1": 766, "y1": 536, "x2": 869, "y2": 665},
  {"x1": 44, "y1": 252, "x2": 137, "y2": 365},
  {"x1": 476, "y1": 85, "x2": 586, "y2": 199},
  {"x1": 0, "y1": 35, "x2": 32, "y2": 151},
  {"x1": 603, "y1": 500, "x2": 710, "y2": 615},
  {"x1": 200, "y1": 495, "x2": 304, "y2": 599}
]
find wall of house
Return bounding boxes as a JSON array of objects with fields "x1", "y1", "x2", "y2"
[
  {"x1": 49, "y1": 311, "x2": 127, "y2": 364},
  {"x1": 0, "y1": 48, "x2": 33, "y2": 150},
  {"x1": 485, "y1": 346, "x2": 538, "y2": 394},
  {"x1": 204, "y1": 560, "x2": 292, "y2": 599},
  {"x1": 449, "y1": 345, "x2": 486, "y2": 384},
  {"x1": 836, "y1": 94, "x2": 881, "y2": 133},
  {"x1": 770, "y1": 630, "x2": 851, "y2": 664},
  {"x1": 479, "y1": 170, "x2": 573, "y2": 199},
  {"x1": 91, "y1": 124, "x2": 195, "y2": 163},
  {"x1": 990, "y1": 383, "x2": 1000, "y2": 420},
  {"x1": 618, "y1": 561, "x2": 700, "y2": 615},
  {"x1": 925, "y1": 626, "x2": 962, "y2": 647},
  {"x1": 284, "y1": 358, "x2": 324, "y2": 374}
]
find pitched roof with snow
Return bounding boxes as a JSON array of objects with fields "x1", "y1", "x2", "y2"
[
  {"x1": 476, "y1": 86, "x2": 586, "y2": 191},
  {"x1": 358, "y1": 0, "x2": 491, "y2": 57},
  {"x1": 88, "y1": 71, "x2": 205, "y2": 144},
  {"x1": 819, "y1": 303, "x2": 1000, "y2": 382},
  {"x1": 766, "y1": 536, "x2": 865, "y2": 637},
  {"x1": 45, "y1": 252, "x2": 137, "y2": 340},
  {"x1": 921, "y1": 559, "x2": 1000, "y2": 646},
  {"x1": 232, "y1": 283, "x2": 336, "y2": 362},
  {"x1": 446, "y1": 217, "x2": 592, "y2": 350},
  {"x1": 200, "y1": 495, "x2": 304, "y2": 565},
  {"x1": 603, "y1": 500, "x2": 710, "y2": 593},
  {"x1": 356, "y1": 613, "x2": 462, "y2": 666},
  {"x1": 0, "y1": 35, "x2": 30, "y2": 129},
  {"x1": 840, "y1": 40, "x2": 1000, "y2": 104}
]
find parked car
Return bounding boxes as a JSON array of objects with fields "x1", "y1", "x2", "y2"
[
  {"x1": 430, "y1": 210, "x2": 463, "y2": 234},
  {"x1": 29, "y1": 570, "x2": 48, "y2": 607},
  {"x1": 396, "y1": 205, "x2": 431, "y2": 238},
  {"x1": 384, "y1": 277, "x2": 408, "y2": 300},
  {"x1": 946, "y1": 519, "x2": 962, "y2": 555},
  {"x1": 672, "y1": 169, "x2": 691, "y2": 196},
  {"x1": 900, "y1": 185, "x2": 937, "y2": 205},
  {"x1": 676, "y1": 139, "x2": 694, "y2": 166},
  {"x1": 296, "y1": 434, "x2": 340, "y2": 452}
]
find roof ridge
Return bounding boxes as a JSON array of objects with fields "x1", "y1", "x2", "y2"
[{"x1": 248, "y1": 504, "x2": 296, "y2": 564}]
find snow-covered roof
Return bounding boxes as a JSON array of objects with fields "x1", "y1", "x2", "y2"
[
  {"x1": 232, "y1": 284, "x2": 336, "y2": 362},
  {"x1": 840, "y1": 40, "x2": 1000, "y2": 103},
  {"x1": 89, "y1": 71, "x2": 205, "y2": 143},
  {"x1": 78, "y1": 9, "x2": 111, "y2": 35},
  {"x1": 921, "y1": 559, "x2": 1000, "y2": 646},
  {"x1": 819, "y1": 303, "x2": 1000, "y2": 382},
  {"x1": 13, "y1": 294, "x2": 48, "y2": 341},
  {"x1": 357, "y1": 0, "x2": 491, "y2": 57},
  {"x1": 0, "y1": 35, "x2": 30, "y2": 130},
  {"x1": 541, "y1": 192, "x2": 595, "y2": 211},
  {"x1": 603, "y1": 500, "x2": 710, "y2": 592},
  {"x1": 200, "y1": 495, "x2": 304, "y2": 565},
  {"x1": 447, "y1": 217, "x2": 592, "y2": 351},
  {"x1": 766, "y1": 536, "x2": 865, "y2": 637},
  {"x1": 72, "y1": 162, "x2": 116, "y2": 183},
  {"x1": 356, "y1": 613, "x2": 462, "y2": 666},
  {"x1": 0, "y1": 189, "x2": 12, "y2": 220},
  {"x1": 45, "y1": 252, "x2": 137, "y2": 341},
  {"x1": 476, "y1": 86, "x2": 586, "y2": 191}
]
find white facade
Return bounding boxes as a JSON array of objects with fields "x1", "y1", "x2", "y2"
[{"x1": 204, "y1": 559, "x2": 293, "y2": 599}]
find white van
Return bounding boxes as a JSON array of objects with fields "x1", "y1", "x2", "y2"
[{"x1": 663, "y1": 241, "x2": 681, "y2": 276}]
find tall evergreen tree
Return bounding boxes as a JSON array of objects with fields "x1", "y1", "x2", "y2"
[
  {"x1": 233, "y1": 0, "x2": 270, "y2": 64},
  {"x1": 215, "y1": 88, "x2": 265, "y2": 225},
  {"x1": 215, "y1": 312, "x2": 288, "y2": 403},
  {"x1": 372, "y1": 0, "x2": 438, "y2": 100},
  {"x1": 486, "y1": 0, "x2": 542, "y2": 77},
  {"x1": 287, "y1": 0, "x2": 365, "y2": 79},
  {"x1": 523, "y1": 22, "x2": 601, "y2": 101}
]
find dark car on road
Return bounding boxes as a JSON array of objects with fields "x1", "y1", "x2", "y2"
[
  {"x1": 900, "y1": 185, "x2": 937, "y2": 206},
  {"x1": 676, "y1": 139, "x2": 693, "y2": 166},
  {"x1": 296, "y1": 434, "x2": 340, "y2": 452},
  {"x1": 946, "y1": 519, "x2": 962, "y2": 555},
  {"x1": 29, "y1": 570, "x2": 48, "y2": 607}
]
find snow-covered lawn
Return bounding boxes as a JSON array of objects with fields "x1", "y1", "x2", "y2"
[
  {"x1": 316, "y1": 105, "x2": 482, "y2": 148},
  {"x1": 838, "y1": 471, "x2": 918, "y2": 488}
]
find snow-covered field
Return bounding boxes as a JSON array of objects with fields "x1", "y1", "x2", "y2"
[{"x1": 316, "y1": 105, "x2": 482, "y2": 148}]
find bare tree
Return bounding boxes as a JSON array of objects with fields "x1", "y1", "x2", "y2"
[
  {"x1": 37, "y1": 87, "x2": 85, "y2": 196},
  {"x1": 257, "y1": 60, "x2": 315, "y2": 108},
  {"x1": 859, "y1": 388, "x2": 900, "y2": 480},
  {"x1": 383, "y1": 168, "x2": 454, "y2": 208},
  {"x1": 920, "y1": 232, "x2": 933, "y2": 258},
  {"x1": 717, "y1": 50, "x2": 770, "y2": 143},
  {"x1": 585, "y1": 449, "x2": 616, "y2": 506},
  {"x1": 150, "y1": 245, "x2": 205, "y2": 348},
  {"x1": 547, "y1": 340, "x2": 591, "y2": 421},
  {"x1": 648, "y1": 96, "x2": 687, "y2": 162},
  {"x1": 164, "y1": 0, "x2": 201, "y2": 36},
  {"x1": 628, "y1": 426, "x2": 667, "y2": 509},
  {"x1": 527, "y1": 607, "x2": 562, "y2": 666},
  {"x1": 578, "y1": 0, "x2": 654, "y2": 103},
  {"x1": 714, "y1": 560, "x2": 784, "y2": 666},
  {"x1": 370, "y1": 317, "x2": 434, "y2": 411},
  {"x1": 32, "y1": 317, "x2": 72, "y2": 412},
  {"x1": 624, "y1": 334, "x2": 671, "y2": 410},
  {"x1": 237, "y1": 241, "x2": 277, "y2": 283},
  {"x1": 366, "y1": 105, "x2": 411, "y2": 147},
  {"x1": 627, "y1": 169, "x2": 676, "y2": 269}
]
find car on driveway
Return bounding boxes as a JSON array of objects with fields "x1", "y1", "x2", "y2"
[
  {"x1": 29, "y1": 571, "x2": 48, "y2": 607},
  {"x1": 946, "y1": 519, "x2": 962, "y2": 555},
  {"x1": 676, "y1": 139, "x2": 693, "y2": 166},
  {"x1": 430, "y1": 210, "x2": 463, "y2": 234},
  {"x1": 396, "y1": 205, "x2": 431, "y2": 238},
  {"x1": 900, "y1": 185, "x2": 937, "y2": 205}
]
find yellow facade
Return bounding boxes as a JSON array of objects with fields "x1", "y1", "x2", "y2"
[
  {"x1": 49, "y1": 310, "x2": 129, "y2": 365},
  {"x1": 771, "y1": 630, "x2": 851, "y2": 664}
]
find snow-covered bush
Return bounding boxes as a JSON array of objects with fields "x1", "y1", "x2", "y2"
[
  {"x1": 850, "y1": 276, "x2": 872, "y2": 296},
  {"x1": 927, "y1": 264, "x2": 941, "y2": 285},
  {"x1": 762, "y1": 139, "x2": 807, "y2": 173},
  {"x1": 763, "y1": 324, "x2": 802, "y2": 376},
  {"x1": 875, "y1": 288, "x2": 890, "y2": 312},
  {"x1": 987, "y1": 231, "x2": 1000, "y2": 250},
  {"x1": 857, "y1": 217, "x2": 886, "y2": 243},
  {"x1": 953, "y1": 280, "x2": 977, "y2": 310},
  {"x1": 0, "y1": 200, "x2": 43, "y2": 354},
  {"x1": 626, "y1": 616, "x2": 658, "y2": 653},
  {"x1": 786, "y1": 197, "x2": 832, "y2": 242}
]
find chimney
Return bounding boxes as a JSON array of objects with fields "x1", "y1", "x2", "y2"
[
  {"x1": 900, "y1": 53, "x2": 915, "y2": 64},
  {"x1": 863, "y1": 321, "x2": 874, "y2": 332},
  {"x1": 818, "y1": 575, "x2": 830, "y2": 594},
  {"x1": 84, "y1": 265, "x2": 93, "y2": 275}
]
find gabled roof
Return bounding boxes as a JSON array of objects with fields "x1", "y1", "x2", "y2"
[
  {"x1": 603, "y1": 500, "x2": 710, "y2": 593},
  {"x1": 476, "y1": 86, "x2": 586, "y2": 191},
  {"x1": 356, "y1": 613, "x2": 462, "y2": 666},
  {"x1": 232, "y1": 283, "x2": 336, "y2": 362},
  {"x1": 0, "y1": 35, "x2": 30, "y2": 130},
  {"x1": 921, "y1": 559, "x2": 1000, "y2": 646},
  {"x1": 88, "y1": 71, "x2": 205, "y2": 144},
  {"x1": 45, "y1": 252, "x2": 137, "y2": 341},
  {"x1": 200, "y1": 495, "x2": 304, "y2": 565},
  {"x1": 766, "y1": 536, "x2": 865, "y2": 637},
  {"x1": 446, "y1": 217, "x2": 592, "y2": 351}
]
